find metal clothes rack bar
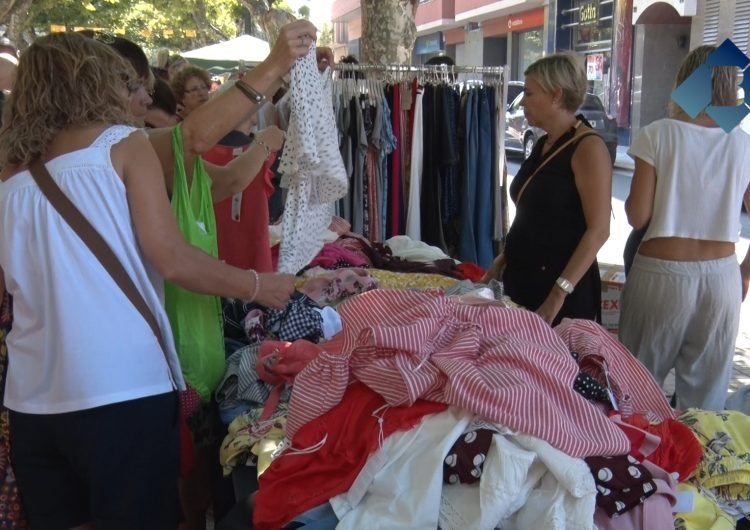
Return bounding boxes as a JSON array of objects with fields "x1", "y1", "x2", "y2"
[{"x1": 333, "y1": 62, "x2": 506, "y2": 77}]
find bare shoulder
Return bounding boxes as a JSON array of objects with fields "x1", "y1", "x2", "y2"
[
  {"x1": 573, "y1": 130, "x2": 610, "y2": 163},
  {"x1": 110, "y1": 129, "x2": 152, "y2": 176}
]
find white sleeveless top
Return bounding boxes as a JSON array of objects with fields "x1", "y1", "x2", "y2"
[{"x1": 0, "y1": 125, "x2": 185, "y2": 414}]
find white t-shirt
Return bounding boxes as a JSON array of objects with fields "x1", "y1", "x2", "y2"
[
  {"x1": 628, "y1": 118, "x2": 750, "y2": 243},
  {"x1": 0, "y1": 125, "x2": 185, "y2": 414}
]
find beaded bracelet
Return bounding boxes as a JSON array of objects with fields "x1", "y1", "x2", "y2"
[{"x1": 248, "y1": 269, "x2": 260, "y2": 303}]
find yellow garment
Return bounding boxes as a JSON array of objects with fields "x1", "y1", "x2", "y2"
[
  {"x1": 219, "y1": 412, "x2": 287, "y2": 476},
  {"x1": 367, "y1": 269, "x2": 460, "y2": 290},
  {"x1": 297, "y1": 268, "x2": 459, "y2": 291},
  {"x1": 252, "y1": 429, "x2": 286, "y2": 477},
  {"x1": 673, "y1": 483, "x2": 735, "y2": 530},
  {"x1": 679, "y1": 408, "x2": 750, "y2": 499}
]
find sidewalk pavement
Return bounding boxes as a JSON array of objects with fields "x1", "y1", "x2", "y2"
[{"x1": 614, "y1": 145, "x2": 634, "y2": 171}]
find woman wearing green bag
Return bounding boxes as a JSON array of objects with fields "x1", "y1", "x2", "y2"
[
  {"x1": 86, "y1": 22, "x2": 329, "y2": 529},
  {"x1": 0, "y1": 23, "x2": 316, "y2": 529}
]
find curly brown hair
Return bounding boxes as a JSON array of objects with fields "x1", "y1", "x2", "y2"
[
  {"x1": 170, "y1": 65, "x2": 210, "y2": 102},
  {"x1": 0, "y1": 32, "x2": 136, "y2": 167}
]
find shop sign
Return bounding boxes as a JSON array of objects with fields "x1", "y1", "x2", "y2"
[
  {"x1": 506, "y1": 8, "x2": 545, "y2": 32},
  {"x1": 414, "y1": 31, "x2": 445, "y2": 55},
  {"x1": 579, "y1": 0, "x2": 599, "y2": 26},
  {"x1": 587, "y1": 53, "x2": 604, "y2": 81}
]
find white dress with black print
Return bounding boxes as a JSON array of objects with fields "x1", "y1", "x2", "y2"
[{"x1": 278, "y1": 45, "x2": 348, "y2": 274}]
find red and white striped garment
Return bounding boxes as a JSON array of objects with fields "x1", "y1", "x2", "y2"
[
  {"x1": 287, "y1": 289, "x2": 633, "y2": 458},
  {"x1": 554, "y1": 319, "x2": 675, "y2": 422}
]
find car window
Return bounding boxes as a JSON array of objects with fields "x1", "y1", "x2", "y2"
[
  {"x1": 507, "y1": 83, "x2": 524, "y2": 105},
  {"x1": 581, "y1": 94, "x2": 604, "y2": 111},
  {"x1": 510, "y1": 93, "x2": 523, "y2": 111}
]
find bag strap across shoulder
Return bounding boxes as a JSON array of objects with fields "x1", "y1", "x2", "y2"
[
  {"x1": 515, "y1": 122, "x2": 598, "y2": 204},
  {"x1": 28, "y1": 159, "x2": 176, "y2": 388}
]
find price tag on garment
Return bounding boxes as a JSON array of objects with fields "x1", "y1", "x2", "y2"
[
  {"x1": 673, "y1": 490, "x2": 695, "y2": 513},
  {"x1": 230, "y1": 147, "x2": 245, "y2": 222},
  {"x1": 231, "y1": 192, "x2": 243, "y2": 222},
  {"x1": 607, "y1": 388, "x2": 619, "y2": 411}
]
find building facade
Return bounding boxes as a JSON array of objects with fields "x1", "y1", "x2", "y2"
[{"x1": 331, "y1": 0, "x2": 750, "y2": 141}]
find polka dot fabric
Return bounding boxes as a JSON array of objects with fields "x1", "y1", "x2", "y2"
[
  {"x1": 585, "y1": 454, "x2": 657, "y2": 517},
  {"x1": 278, "y1": 45, "x2": 348, "y2": 274},
  {"x1": 443, "y1": 428, "x2": 494, "y2": 485}
]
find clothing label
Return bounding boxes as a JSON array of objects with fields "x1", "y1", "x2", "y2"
[
  {"x1": 232, "y1": 192, "x2": 243, "y2": 222},
  {"x1": 607, "y1": 388, "x2": 619, "y2": 411},
  {"x1": 673, "y1": 490, "x2": 694, "y2": 513}
]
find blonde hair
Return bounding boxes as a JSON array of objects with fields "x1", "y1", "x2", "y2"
[
  {"x1": 524, "y1": 53, "x2": 587, "y2": 112},
  {"x1": 156, "y1": 48, "x2": 170, "y2": 69},
  {"x1": 668, "y1": 45, "x2": 738, "y2": 118},
  {"x1": 0, "y1": 32, "x2": 136, "y2": 167},
  {"x1": 170, "y1": 65, "x2": 211, "y2": 102}
]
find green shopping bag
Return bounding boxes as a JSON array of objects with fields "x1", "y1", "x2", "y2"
[{"x1": 164, "y1": 124, "x2": 225, "y2": 400}]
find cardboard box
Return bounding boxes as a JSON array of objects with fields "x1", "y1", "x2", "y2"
[{"x1": 600, "y1": 263, "x2": 625, "y2": 335}]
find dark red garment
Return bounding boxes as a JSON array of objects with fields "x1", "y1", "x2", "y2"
[
  {"x1": 202, "y1": 145, "x2": 275, "y2": 272},
  {"x1": 456, "y1": 262, "x2": 486, "y2": 282},
  {"x1": 585, "y1": 454, "x2": 657, "y2": 517},
  {"x1": 253, "y1": 382, "x2": 446, "y2": 530}
]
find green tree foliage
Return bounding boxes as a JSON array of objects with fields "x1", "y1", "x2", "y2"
[
  {"x1": 317, "y1": 22, "x2": 332, "y2": 48},
  {"x1": 15, "y1": 0, "x2": 294, "y2": 53}
]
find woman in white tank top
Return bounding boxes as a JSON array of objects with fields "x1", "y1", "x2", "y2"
[{"x1": 0, "y1": 23, "x2": 321, "y2": 529}]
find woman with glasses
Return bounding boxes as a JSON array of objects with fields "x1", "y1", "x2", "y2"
[
  {"x1": 78, "y1": 31, "x2": 155, "y2": 126},
  {"x1": 171, "y1": 66, "x2": 211, "y2": 119}
]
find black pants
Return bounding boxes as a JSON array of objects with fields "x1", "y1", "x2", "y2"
[{"x1": 10, "y1": 392, "x2": 180, "y2": 530}]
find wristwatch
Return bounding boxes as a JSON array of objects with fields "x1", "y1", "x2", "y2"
[{"x1": 555, "y1": 277, "x2": 574, "y2": 294}]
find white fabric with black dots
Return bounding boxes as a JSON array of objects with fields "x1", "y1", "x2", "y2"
[{"x1": 278, "y1": 44, "x2": 348, "y2": 274}]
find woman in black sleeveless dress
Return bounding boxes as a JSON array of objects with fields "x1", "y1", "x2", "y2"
[{"x1": 483, "y1": 54, "x2": 612, "y2": 326}]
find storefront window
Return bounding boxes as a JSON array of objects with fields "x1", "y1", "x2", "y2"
[{"x1": 518, "y1": 29, "x2": 543, "y2": 77}]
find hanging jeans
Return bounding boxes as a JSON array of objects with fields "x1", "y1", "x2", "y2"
[
  {"x1": 459, "y1": 89, "x2": 478, "y2": 264},
  {"x1": 475, "y1": 88, "x2": 494, "y2": 269}
]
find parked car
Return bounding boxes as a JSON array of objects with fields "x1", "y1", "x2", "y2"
[
  {"x1": 507, "y1": 80, "x2": 525, "y2": 106},
  {"x1": 505, "y1": 91, "x2": 618, "y2": 165}
]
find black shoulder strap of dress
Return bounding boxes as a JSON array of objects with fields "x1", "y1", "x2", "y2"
[{"x1": 515, "y1": 127, "x2": 598, "y2": 204}]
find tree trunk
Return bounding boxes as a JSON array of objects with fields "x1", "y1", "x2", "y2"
[
  {"x1": 241, "y1": 0, "x2": 295, "y2": 44},
  {"x1": 0, "y1": 0, "x2": 32, "y2": 49},
  {"x1": 361, "y1": 0, "x2": 418, "y2": 65}
]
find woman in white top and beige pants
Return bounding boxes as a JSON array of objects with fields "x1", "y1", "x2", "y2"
[{"x1": 620, "y1": 45, "x2": 750, "y2": 411}]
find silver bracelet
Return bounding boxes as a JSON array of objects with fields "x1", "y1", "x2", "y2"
[{"x1": 248, "y1": 269, "x2": 260, "y2": 302}]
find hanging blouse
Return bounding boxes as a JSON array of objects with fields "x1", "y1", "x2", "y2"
[{"x1": 278, "y1": 45, "x2": 348, "y2": 274}]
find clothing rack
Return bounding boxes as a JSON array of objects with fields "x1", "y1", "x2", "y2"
[{"x1": 330, "y1": 62, "x2": 509, "y2": 262}]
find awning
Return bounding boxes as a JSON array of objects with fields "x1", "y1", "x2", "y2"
[{"x1": 182, "y1": 34, "x2": 270, "y2": 73}]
